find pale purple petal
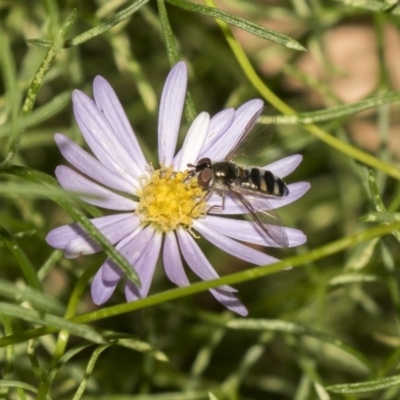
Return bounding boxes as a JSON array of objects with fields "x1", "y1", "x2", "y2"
[
  {"x1": 163, "y1": 231, "x2": 190, "y2": 287},
  {"x1": 176, "y1": 227, "x2": 248, "y2": 316},
  {"x1": 207, "y1": 182, "x2": 310, "y2": 214},
  {"x1": 46, "y1": 213, "x2": 140, "y2": 258},
  {"x1": 125, "y1": 230, "x2": 163, "y2": 301},
  {"x1": 176, "y1": 228, "x2": 236, "y2": 293},
  {"x1": 91, "y1": 268, "x2": 119, "y2": 305},
  {"x1": 72, "y1": 90, "x2": 142, "y2": 183},
  {"x1": 46, "y1": 213, "x2": 136, "y2": 247},
  {"x1": 199, "y1": 99, "x2": 263, "y2": 161},
  {"x1": 158, "y1": 62, "x2": 187, "y2": 166},
  {"x1": 55, "y1": 134, "x2": 136, "y2": 193},
  {"x1": 267, "y1": 181, "x2": 310, "y2": 209},
  {"x1": 173, "y1": 108, "x2": 236, "y2": 166},
  {"x1": 263, "y1": 154, "x2": 303, "y2": 178},
  {"x1": 199, "y1": 108, "x2": 235, "y2": 155},
  {"x1": 46, "y1": 225, "x2": 79, "y2": 250},
  {"x1": 92, "y1": 75, "x2": 148, "y2": 173},
  {"x1": 101, "y1": 226, "x2": 153, "y2": 282},
  {"x1": 201, "y1": 215, "x2": 306, "y2": 248},
  {"x1": 56, "y1": 166, "x2": 137, "y2": 210},
  {"x1": 210, "y1": 288, "x2": 248, "y2": 316},
  {"x1": 64, "y1": 214, "x2": 140, "y2": 258},
  {"x1": 176, "y1": 112, "x2": 210, "y2": 170},
  {"x1": 209, "y1": 108, "x2": 235, "y2": 132},
  {"x1": 194, "y1": 220, "x2": 279, "y2": 265}
]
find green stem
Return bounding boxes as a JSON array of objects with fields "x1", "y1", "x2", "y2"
[{"x1": 0, "y1": 221, "x2": 399, "y2": 347}]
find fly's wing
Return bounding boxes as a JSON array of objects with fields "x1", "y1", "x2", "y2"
[
  {"x1": 229, "y1": 187, "x2": 289, "y2": 248},
  {"x1": 226, "y1": 106, "x2": 276, "y2": 161}
]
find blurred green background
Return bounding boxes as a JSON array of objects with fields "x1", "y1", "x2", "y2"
[{"x1": 1, "y1": 0, "x2": 400, "y2": 399}]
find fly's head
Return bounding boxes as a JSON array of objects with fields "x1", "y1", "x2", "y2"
[{"x1": 188, "y1": 157, "x2": 213, "y2": 190}]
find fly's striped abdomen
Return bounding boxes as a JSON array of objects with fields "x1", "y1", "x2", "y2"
[{"x1": 239, "y1": 168, "x2": 288, "y2": 197}]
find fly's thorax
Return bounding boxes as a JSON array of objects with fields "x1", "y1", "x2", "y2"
[{"x1": 212, "y1": 161, "x2": 239, "y2": 184}]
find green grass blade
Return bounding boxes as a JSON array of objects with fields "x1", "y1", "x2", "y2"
[
  {"x1": 0, "y1": 302, "x2": 104, "y2": 344},
  {"x1": 227, "y1": 319, "x2": 375, "y2": 373},
  {"x1": 166, "y1": 0, "x2": 305, "y2": 51},
  {"x1": 68, "y1": 0, "x2": 149, "y2": 46},
  {"x1": 326, "y1": 374, "x2": 400, "y2": 394}
]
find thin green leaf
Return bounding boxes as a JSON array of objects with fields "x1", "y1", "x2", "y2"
[
  {"x1": 71, "y1": 344, "x2": 112, "y2": 400},
  {"x1": 227, "y1": 319, "x2": 375, "y2": 373},
  {"x1": 50, "y1": 265, "x2": 99, "y2": 369},
  {"x1": 81, "y1": 391, "x2": 212, "y2": 399},
  {"x1": 0, "y1": 302, "x2": 104, "y2": 344},
  {"x1": 363, "y1": 170, "x2": 400, "y2": 241},
  {"x1": 25, "y1": 38, "x2": 52, "y2": 48},
  {"x1": 157, "y1": 0, "x2": 179, "y2": 66},
  {"x1": 333, "y1": 0, "x2": 397, "y2": 12},
  {"x1": 0, "y1": 226, "x2": 41, "y2": 291},
  {"x1": 222, "y1": 339, "x2": 265, "y2": 393},
  {"x1": 326, "y1": 374, "x2": 400, "y2": 394},
  {"x1": 0, "y1": 182, "x2": 76, "y2": 199},
  {"x1": 186, "y1": 327, "x2": 225, "y2": 390},
  {"x1": 27, "y1": 340, "x2": 42, "y2": 382},
  {"x1": 49, "y1": 334, "x2": 167, "y2": 390},
  {"x1": 368, "y1": 169, "x2": 386, "y2": 212},
  {"x1": 0, "y1": 315, "x2": 13, "y2": 399},
  {"x1": 58, "y1": 342, "x2": 97, "y2": 365},
  {"x1": 115, "y1": 337, "x2": 169, "y2": 362},
  {"x1": 0, "y1": 279, "x2": 64, "y2": 314},
  {"x1": 361, "y1": 212, "x2": 400, "y2": 223},
  {"x1": 344, "y1": 238, "x2": 379, "y2": 271},
  {"x1": 329, "y1": 274, "x2": 378, "y2": 286},
  {"x1": 68, "y1": 0, "x2": 149, "y2": 47},
  {"x1": 93, "y1": 332, "x2": 168, "y2": 361},
  {"x1": 165, "y1": 0, "x2": 305, "y2": 51},
  {"x1": 48, "y1": 342, "x2": 97, "y2": 386},
  {"x1": 0, "y1": 380, "x2": 38, "y2": 394},
  {"x1": 37, "y1": 250, "x2": 64, "y2": 282},
  {"x1": 314, "y1": 382, "x2": 331, "y2": 400},
  {"x1": 16, "y1": 388, "x2": 28, "y2": 400},
  {"x1": 273, "y1": 91, "x2": 400, "y2": 125}
]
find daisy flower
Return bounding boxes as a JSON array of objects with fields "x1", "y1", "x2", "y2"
[{"x1": 46, "y1": 62, "x2": 309, "y2": 316}]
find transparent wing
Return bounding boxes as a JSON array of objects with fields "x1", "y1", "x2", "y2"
[
  {"x1": 226, "y1": 106, "x2": 276, "y2": 161},
  {"x1": 229, "y1": 187, "x2": 289, "y2": 248}
]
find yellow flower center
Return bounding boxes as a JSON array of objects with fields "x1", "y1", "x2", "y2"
[{"x1": 136, "y1": 166, "x2": 207, "y2": 233}]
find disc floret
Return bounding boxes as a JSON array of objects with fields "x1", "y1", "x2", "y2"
[{"x1": 137, "y1": 166, "x2": 206, "y2": 233}]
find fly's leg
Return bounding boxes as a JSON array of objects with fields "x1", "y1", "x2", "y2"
[{"x1": 206, "y1": 191, "x2": 225, "y2": 214}]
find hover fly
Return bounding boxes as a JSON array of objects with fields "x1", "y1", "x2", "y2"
[{"x1": 189, "y1": 108, "x2": 290, "y2": 248}]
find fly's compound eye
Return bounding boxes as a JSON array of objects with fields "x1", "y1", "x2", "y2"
[
  {"x1": 195, "y1": 158, "x2": 213, "y2": 188},
  {"x1": 198, "y1": 166, "x2": 213, "y2": 188},
  {"x1": 187, "y1": 158, "x2": 213, "y2": 189}
]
